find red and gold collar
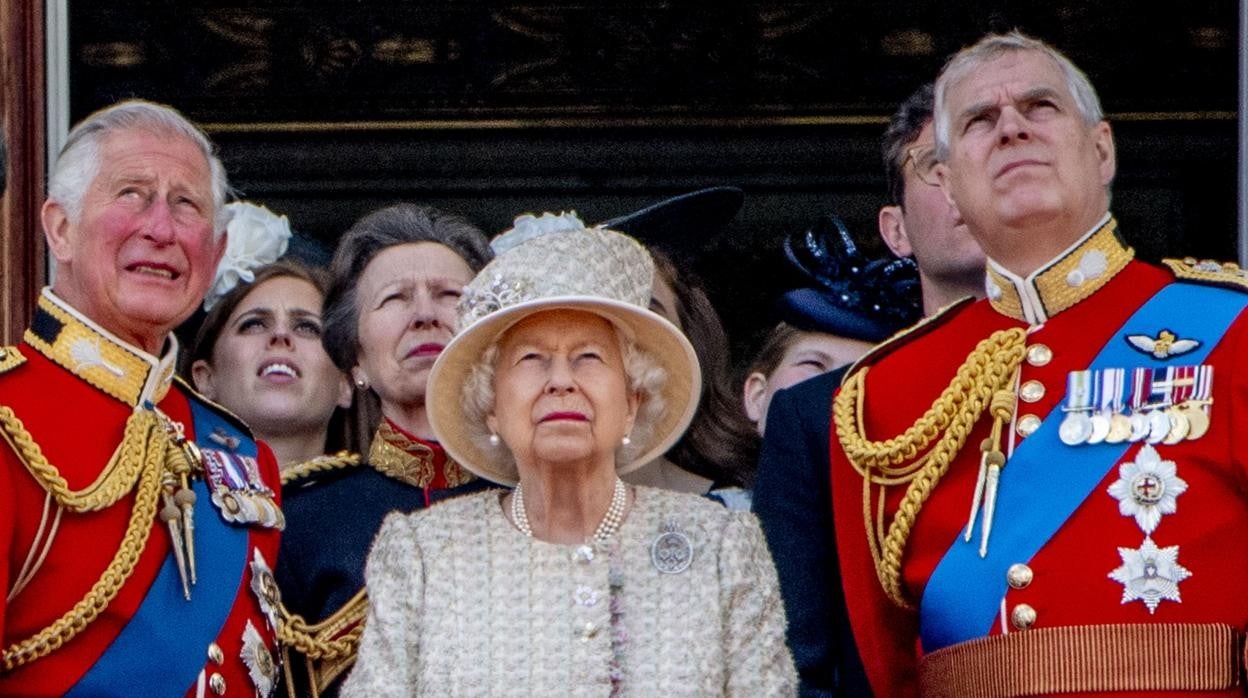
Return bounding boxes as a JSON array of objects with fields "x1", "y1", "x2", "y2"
[
  {"x1": 985, "y1": 215, "x2": 1133, "y2": 325},
  {"x1": 367, "y1": 419, "x2": 476, "y2": 490},
  {"x1": 23, "y1": 288, "x2": 178, "y2": 406}
]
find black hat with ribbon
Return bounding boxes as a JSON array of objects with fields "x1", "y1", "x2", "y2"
[{"x1": 778, "y1": 215, "x2": 921, "y2": 342}]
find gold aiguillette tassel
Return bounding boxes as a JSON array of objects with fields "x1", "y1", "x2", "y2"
[
  {"x1": 978, "y1": 448, "x2": 1006, "y2": 558},
  {"x1": 964, "y1": 438, "x2": 992, "y2": 541},
  {"x1": 176, "y1": 472, "x2": 198, "y2": 585},
  {"x1": 976, "y1": 389, "x2": 1017, "y2": 558},
  {"x1": 160, "y1": 477, "x2": 192, "y2": 600}
]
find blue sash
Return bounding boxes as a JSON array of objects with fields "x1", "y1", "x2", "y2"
[
  {"x1": 66, "y1": 401, "x2": 255, "y2": 696},
  {"x1": 919, "y1": 282, "x2": 1246, "y2": 652}
]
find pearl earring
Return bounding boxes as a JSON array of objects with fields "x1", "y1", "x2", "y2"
[
  {"x1": 354, "y1": 377, "x2": 368, "y2": 389},
  {"x1": 488, "y1": 433, "x2": 501, "y2": 446},
  {"x1": 621, "y1": 435, "x2": 632, "y2": 447}
]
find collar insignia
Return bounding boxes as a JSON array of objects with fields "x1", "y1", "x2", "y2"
[
  {"x1": 1125, "y1": 330, "x2": 1200, "y2": 359},
  {"x1": 368, "y1": 421, "x2": 476, "y2": 489},
  {"x1": 986, "y1": 216, "x2": 1133, "y2": 324},
  {"x1": 24, "y1": 289, "x2": 178, "y2": 406}
]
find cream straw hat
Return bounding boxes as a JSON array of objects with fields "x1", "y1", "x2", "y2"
[{"x1": 427, "y1": 213, "x2": 701, "y2": 486}]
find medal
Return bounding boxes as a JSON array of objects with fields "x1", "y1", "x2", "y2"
[
  {"x1": 1059, "y1": 370, "x2": 1094, "y2": 446},
  {"x1": 1146, "y1": 410, "x2": 1171, "y2": 444},
  {"x1": 1059, "y1": 412, "x2": 1092, "y2": 445},
  {"x1": 1181, "y1": 402, "x2": 1210, "y2": 440},
  {"x1": 1088, "y1": 413, "x2": 1111, "y2": 444},
  {"x1": 1181, "y1": 366, "x2": 1213, "y2": 441},
  {"x1": 1107, "y1": 414, "x2": 1133, "y2": 443},
  {"x1": 1126, "y1": 368, "x2": 1152, "y2": 442},
  {"x1": 1163, "y1": 406, "x2": 1190, "y2": 445}
]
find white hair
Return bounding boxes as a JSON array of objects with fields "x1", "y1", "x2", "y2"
[
  {"x1": 47, "y1": 99, "x2": 231, "y2": 235},
  {"x1": 933, "y1": 32, "x2": 1104, "y2": 160},
  {"x1": 462, "y1": 322, "x2": 668, "y2": 476}
]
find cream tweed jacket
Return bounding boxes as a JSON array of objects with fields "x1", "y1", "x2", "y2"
[{"x1": 341, "y1": 485, "x2": 796, "y2": 696}]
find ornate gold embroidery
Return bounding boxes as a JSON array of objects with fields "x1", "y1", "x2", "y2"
[
  {"x1": 1163, "y1": 257, "x2": 1248, "y2": 291},
  {"x1": 988, "y1": 218, "x2": 1134, "y2": 322},
  {"x1": 23, "y1": 292, "x2": 173, "y2": 406},
  {"x1": 366, "y1": 421, "x2": 475, "y2": 488},
  {"x1": 0, "y1": 346, "x2": 26, "y2": 374}
]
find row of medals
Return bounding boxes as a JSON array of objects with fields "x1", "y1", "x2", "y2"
[{"x1": 1058, "y1": 399, "x2": 1209, "y2": 446}]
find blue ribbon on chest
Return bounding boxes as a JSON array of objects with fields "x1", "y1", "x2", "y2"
[
  {"x1": 66, "y1": 401, "x2": 255, "y2": 696},
  {"x1": 919, "y1": 282, "x2": 1246, "y2": 653}
]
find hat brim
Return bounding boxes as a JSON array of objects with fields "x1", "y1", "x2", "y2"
[{"x1": 427, "y1": 297, "x2": 701, "y2": 486}]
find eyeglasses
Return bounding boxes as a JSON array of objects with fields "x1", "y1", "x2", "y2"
[{"x1": 905, "y1": 145, "x2": 941, "y2": 187}]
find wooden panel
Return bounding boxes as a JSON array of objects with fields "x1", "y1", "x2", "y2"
[
  {"x1": 1, "y1": 0, "x2": 45, "y2": 345},
  {"x1": 61, "y1": 1, "x2": 1240, "y2": 357}
]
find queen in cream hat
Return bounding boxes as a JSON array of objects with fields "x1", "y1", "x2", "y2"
[
  {"x1": 426, "y1": 212, "x2": 701, "y2": 486},
  {"x1": 343, "y1": 213, "x2": 797, "y2": 696}
]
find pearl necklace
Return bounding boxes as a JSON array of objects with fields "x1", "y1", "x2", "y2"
[{"x1": 511, "y1": 478, "x2": 628, "y2": 543}]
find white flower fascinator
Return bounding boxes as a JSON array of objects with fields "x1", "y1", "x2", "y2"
[
  {"x1": 204, "y1": 202, "x2": 293, "y2": 310},
  {"x1": 490, "y1": 211, "x2": 586, "y2": 255}
]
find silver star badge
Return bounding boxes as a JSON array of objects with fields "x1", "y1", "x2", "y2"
[
  {"x1": 1106, "y1": 444, "x2": 1187, "y2": 534},
  {"x1": 1108, "y1": 537, "x2": 1191, "y2": 614}
]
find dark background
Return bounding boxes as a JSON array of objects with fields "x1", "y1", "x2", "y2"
[{"x1": 69, "y1": 1, "x2": 1238, "y2": 364}]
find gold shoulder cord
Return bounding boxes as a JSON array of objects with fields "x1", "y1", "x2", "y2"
[
  {"x1": 280, "y1": 451, "x2": 361, "y2": 486},
  {"x1": 834, "y1": 328, "x2": 1027, "y2": 609},
  {"x1": 279, "y1": 591, "x2": 368, "y2": 698},
  {"x1": 0, "y1": 406, "x2": 179, "y2": 670}
]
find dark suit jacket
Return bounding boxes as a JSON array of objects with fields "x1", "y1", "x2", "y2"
[{"x1": 753, "y1": 368, "x2": 872, "y2": 697}]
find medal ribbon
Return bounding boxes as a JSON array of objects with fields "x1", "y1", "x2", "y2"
[{"x1": 919, "y1": 282, "x2": 1246, "y2": 653}]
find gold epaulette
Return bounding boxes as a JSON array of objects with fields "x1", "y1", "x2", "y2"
[
  {"x1": 280, "y1": 590, "x2": 368, "y2": 698},
  {"x1": 0, "y1": 346, "x2": 26, "y2": 375},
  {"x1": 840, "y1": 296, "x2": 976, "y2": 387},
  {"x1": 1163, "y1": 257, "x2": 1248, "y2": 292},
  {"x1": 280, "y1": 451, "x2": 362, "y2": 487}
]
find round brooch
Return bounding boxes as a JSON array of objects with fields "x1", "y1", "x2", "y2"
[{"x1": 650, "y1": 522, "x2": 693, "y2": 574}]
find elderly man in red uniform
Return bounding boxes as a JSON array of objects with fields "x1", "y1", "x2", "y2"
[
  {"x1": 0, "y1": 100, "x2": 284, "y2": 696},
  {"x1": 832, "y1": 32, "x2": 1248, "y2": 697}
]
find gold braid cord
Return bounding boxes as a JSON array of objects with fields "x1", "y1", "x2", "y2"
[
  {"x1": 834, "y1": 328, "x2": 1027, "y2": 609},
  {"x1": 0, "y1": 407, "x2": 161, "y2": 512},
  {"x1": 1, "y1": 407, "x2": 170, "y2": 670},
  {"x1": 279, "y1": 591, "x2": 367, "y2": 697},
  {"x1": 280, "y1": 451, "x2": 361, "y2": 486}
]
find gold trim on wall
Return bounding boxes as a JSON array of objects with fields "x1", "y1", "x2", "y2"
[{"x1": 200, "y1": 110, "x2": 1235, "y2": 134}]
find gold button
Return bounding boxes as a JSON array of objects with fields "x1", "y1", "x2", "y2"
[
  {"x1": 1019, "y1": 380, "x2": 1045, "y2": 403},
  {"x1": 207, "y1": 642, "x2": 224, "y2": 665},
  {"x1": 1026, "y1": 344, "x2": 1052, "y2": 366},
  {"x1": 1010, "y1": 603, "x2": 1037, "y2": 630},
  {"x1": 209, "y1": 673, "x2": 227, "y2": 695},
  {"x1": 1016, "y1": 414, "x2": 1042, "y2": 437},
  {"x1": 1006, "y1": 563, "x2": 1033, "y2": 589}
]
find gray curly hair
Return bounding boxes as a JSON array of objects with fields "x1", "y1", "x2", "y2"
[{"x1": 461, "y1": 325, "x2": 668, "y2": 475}]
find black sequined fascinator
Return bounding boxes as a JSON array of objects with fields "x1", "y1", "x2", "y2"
[{"x1": 778, "y1": 215, "x2": 921, "y2": 342}]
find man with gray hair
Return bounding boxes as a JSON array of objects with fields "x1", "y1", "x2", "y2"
[
  {"x1": 830, "y1": 32, "x2": 1248, "y2": 696},
  {"x1": 0, "y1": 99, "x2": 284, "y2": 696}
]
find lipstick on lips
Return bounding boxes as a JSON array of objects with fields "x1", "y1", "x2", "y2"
[
  {"x1": 540, "y1": 411, "x2": 589, "y2": 423},
  {"x1": 407, "y1": 342, "x2": 445, "y2": 359}
]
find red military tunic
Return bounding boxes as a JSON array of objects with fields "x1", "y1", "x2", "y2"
[
  {"x1": 0, "y1": 290, "x2": 283, "y2": 696},
  {"x1": 831, "y1": 217, "x2": 1248, "y2": 697}
]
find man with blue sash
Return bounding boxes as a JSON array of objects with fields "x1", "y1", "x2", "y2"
[
  {"x1": 0, "y1": 100, "x2": 284, "y2": 696},
  {"x1": 831, "y1": 32, "x2": 1248, "y2": 697}
]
